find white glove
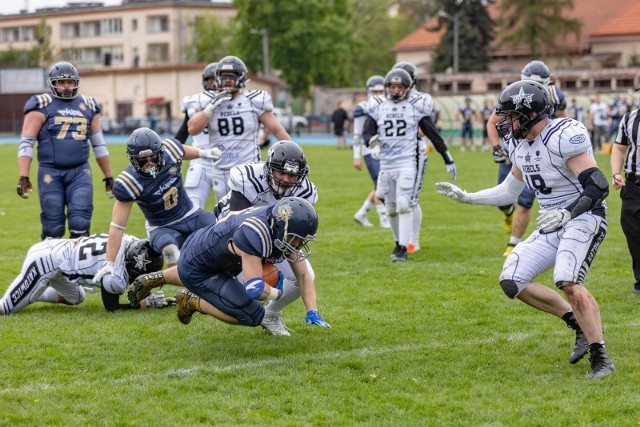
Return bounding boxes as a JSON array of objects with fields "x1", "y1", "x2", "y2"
[
  {"x1": 445, "y1": 163, "x2": 457, "y2": 181},
  {"x1": 434, "y1": 182, "x2": 469, "y2": 204},
  {"x1": 536, "y1": 209, "x2": 571, "y2": 233},
  {"x1": 199, "y1": 147, "x2": 222, "y2": 161},
  {"x1": 370, "y1": 144, "x2": 381, "y2": 160},
  {"x1": 92, "y1": 261, "x2": 114, "y2": 284},
  {"x1": 203, "y1": 90, "x2": 232, "y2": 118},
  {"x1": 143, "y1": 291, "x2": 177, "y2": 309},
  {"x1": 367, "y1": 135, "x2": 380, "y2": 148}
]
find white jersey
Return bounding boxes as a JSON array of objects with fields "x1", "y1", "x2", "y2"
[
  {"x1": 207, "y1": 90, "x2": 274, "y2": 170},
  {"x1": 353, "y1": 101, "x2": 372, "y2": 158},
  {"x1": 214, "y1": 162, "x2": 318, "y2": 218},
  {"x1": 509, "y1": 117, "x2": 602, "y2": 211},
  {"x1": 181, "y1": 92, "x2": 214, "y2": 149},
  {"x1": 366, "y1": 93, "x2": 432, "y2": 170}
]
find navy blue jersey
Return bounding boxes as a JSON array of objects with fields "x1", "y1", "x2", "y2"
[
  {"x1": 113, "y1": 138, "x2": 194, "y2": 226},
  {"x1": 24, "y1": 93, "x2": 101, "y2": 168},
  {"x1": 178, "y1": 205, "x2": 286, "y2": 284}
]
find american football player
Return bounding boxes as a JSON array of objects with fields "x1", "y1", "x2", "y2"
[
  {"x1": 17, "y1": 61, "x2": 114, "y2": 240},
  {"x1": 1, "y1": 234, "x2": 168, "y2": 314},
  {"x1": 187, "y1": 55, "x2": 292, "y2": 199},
  {"x1": 436, "y1": 80, "x2": 614, "y2": 380}
]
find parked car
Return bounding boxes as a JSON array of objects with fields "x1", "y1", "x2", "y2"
[
  {"x1": 272, "y1": 107, "x2": 309, "y2": 132},
  {"x1": 100, "y1": 117, "x2": 123, "y2": 134}
]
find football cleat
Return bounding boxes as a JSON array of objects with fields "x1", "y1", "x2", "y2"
[
  {"x1": 503, "y1": 243, "x2": 516, "y2": 257},
  {"x1": 569, "y1": 329, "x2": 590, "y2": 364},
  {"x1": 587, "y1": 346, "x2": 615, "y2": 379},
  {"x1": 390, "y1": 244, "x2": 402, "y2": 259},
  {"x1": 127, "y1": 272, "x2": 164, "y2": 307},
  {"x1": 407, "y1": 243, "x2": 420, "y2": 254},
  {"x1": 379, "y1": 215, "x2": 391, "y2": 228},
  {"x1": 261, "y1": 311, "x2": 291, "y2": 336},
  {"x1": 354, "y1": 211, "x2": 373, "y2": 227},
  {"x1": 503, "y1": 209, "x2": 514, "y2": 234},
  {"x1": 176, "y1": 289, "x2": 202, "y2": 325},
  {"x1": 392, "y1": 246, "x2": 408, "y2": 262}
]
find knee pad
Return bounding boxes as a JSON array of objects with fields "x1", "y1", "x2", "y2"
[
  {"x1": 499, "y1": 279, "x2": 519, "y2": 299},
  {"x1": 385, "y1": 202, "x2": 397, "y2": 217},
  {"x1": 397, "y1": 195, "x2": 411, "y2": 214},
  {"x1": 40, "y1": 194, "x2": 65, "y2": 238},
  {"x1": 162, "y1": 244, "x2": 180, "y2": 265}
]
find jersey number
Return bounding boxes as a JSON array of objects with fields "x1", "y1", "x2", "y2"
[
  {"x1": 383, "y1": 119, "x2": 407, "y2": 137},
  {"x1": 163, "y1": 187, "x2": 179, "y2": 209},
  {"x1": 78, "y1": 239, "x2": 107, "y2": 261},
  {"x1": 526, "y1": 174, "x2": 552, "y2": 195},
  {"x1": 54, "y1": 116, "x2": 88, "y2": 140},
  {"x1": 217, "y1": 117, "x2": 245, "y2": 136}
]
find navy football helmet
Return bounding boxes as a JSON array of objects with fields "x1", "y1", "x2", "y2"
[
  {"x1": 215, "y1": 56, "x2": 248, "y2": 91},
  {"x1": 495, "y1": 80, "x2": 552, "y2": 140},
  {"x1": 384, "y1": 68, "x2": 412, "y2": 103},
  {"x1": 126, "y1": 127, "x2": 165, "y2": 178},
  {"x1": 392, "y1": 61, "x2": 418, "y2": 88},
  {"x1": 265, "y1": 140, "x2": 309, "y2": 198},
  {"x1": 48, "y1": 61, "x2": 80, "y2": 99},
  {"x1": 270, "y1": 197, "x2": 318, "y2": 261},
  {"x1": 125, "y1": 239, "x2": 163, "y2": 283},
  {"x1": 521, "y1": 60, "x2": 551, "y2": 86},
  {"x1": 366, "y1": 75, "x2": 385, "y2": 97},
  {"x1": 202, "y1": 62, "x2": 218, "y2": 91}
]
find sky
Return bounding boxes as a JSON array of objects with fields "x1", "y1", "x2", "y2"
[{"x1": 3, "y1": 0, "x2": 122, "y2": 15}]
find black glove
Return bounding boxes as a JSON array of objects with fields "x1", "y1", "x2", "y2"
[
  {"x1": 103, "y1": 177, "x2": 115, "y2": 198},
  {"x1": 17, "y1": 176, "x2": 32, "y2": 199},
  {"x1": 492, "y1": 145, "x2": 509, "y2": 164}
]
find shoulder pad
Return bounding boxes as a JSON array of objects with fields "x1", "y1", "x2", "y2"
[{"x1": 24, "y1": 94, "x2": 53, "y2": 113}]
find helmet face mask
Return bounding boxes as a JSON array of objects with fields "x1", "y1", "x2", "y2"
[
  {"x1": 366, "y1": 75, "x2": 385, "y2": 97},
  {"x1": 215, "y1": 56, "x2": 248, "y2": 91},
  {"x1": 48, "y1": 61, "x2": 80, "y2": 99},
  {"x1": 270, "y1": 197, "x2": 318, "y2": 262},
  {"x1": 202, "y1": 62, "x2": 218, "y2": 91},
  {"x1": 265, "y1": 140, "x2": 309, "y2": 198},
  {"x1": 124, "y1": 239, "x2": 163, "y2": 282},
  {"x1": 495, "y1": 80, "x2": 552, "y2": 140},
  {"x1": 384, "y1": 69, "x2": 412, "y2": 103},
  {"x1": 127, "y1": 127, "x2": 165, "y2": 178}
]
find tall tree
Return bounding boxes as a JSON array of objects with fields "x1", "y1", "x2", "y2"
[
  {"x1": 497, "y1": 0, "x2": 581, "y2": 58},
  {"x1": 430, "y1": 0, "x2": 494, "y2": 73},
  {"x1": 233, "y1": 0, "x2": 354, "y2": 97},
  {"x1": 186, "y1": 15, "x2": 235, "y2": 63},
  {"x1": 34, "y1": 18, "x2": 53, "y2": 67}
]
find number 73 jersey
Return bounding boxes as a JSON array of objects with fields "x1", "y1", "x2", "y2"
[
  {"x1": 510, "y1": 117, "x2": 598, "y2": 211},
  {"x1": 365, "y1": 93, "x2": 433, "y2": 169}
]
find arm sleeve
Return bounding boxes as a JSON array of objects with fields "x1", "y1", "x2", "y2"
[
  {"x1": 419, "y1": 116, "x2": 453, "y2": 164},
  {"x1": 90, "y1": 131, "x2": 109, "y2": 158},
  {"x1": 362, "y1": 116, "x2": 378, "y2": 146},
  {"x1": 229, "y1": 190, "x2": 253, "y2": 211},
  {"x1": 174, "y1": 112, "x2": 190, "y2": 144},
  {"x1": 565, "y1": 167, "x2": 609, "y2": 218},
  {"x1": 466, "y1": 172, "x2": 526, "y2": 206},
  {"x1": 101, "y1": 286, "x2": 136, "y2": 311}
]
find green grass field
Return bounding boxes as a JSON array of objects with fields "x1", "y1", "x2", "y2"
[{"x1": 1, "y1": 143, "x2": 639, "y2": 426}]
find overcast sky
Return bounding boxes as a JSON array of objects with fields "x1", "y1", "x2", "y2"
[{"x1": 3, "y1": 0, "x2": 122, "y2": 15}]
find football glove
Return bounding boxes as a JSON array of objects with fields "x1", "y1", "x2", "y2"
[
  {"x1": 204, "y1": 90, "x2": 232, "y2": 118},
  {"x1": 366, "y1": 135, "x2": 380, "y2": 149},
  {"x1": 92, "y1": 261, "x2": 114, "y2": 284},
  {"x1": 434, "y1": 182, "x2": 469, "y2": 204},
  {"x1": 306, "y1": 309, "x2": 331, "y2": 328},
  {"x1": 143, "y1": 291, "x2": 177, "y2": 309},
  {"x1": 17, "y1": 176, "x2": 32, "y2": 199},
  {"x1": 492, "y1": 145, "x2": 509, "y2": 163},
  {"x1": 199, "y1": 147, "x2": 223, "y2": 161},
  {"x1": 103, "y1": 177, "x2": 115, "y2": 198},
  {"x1": 536, "y1": 209, "x2": 571, "y2": 233},
  {"x1": 445, "y1": 163, "x2": 457, "y2": 181},
  {"x1": 370, "y1": 144, "x2": 381, "y2": 160}
]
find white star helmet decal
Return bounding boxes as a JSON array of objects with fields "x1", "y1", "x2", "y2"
[
  {"x1": 133, "y1": 253, "x2": 151, "y2": 271},
  {"x1": 510, "y1": 87, "x2": 533, "y2": 109}
]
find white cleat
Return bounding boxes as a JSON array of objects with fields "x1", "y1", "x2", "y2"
[
  {"x1": 354, "y1": 211, "x2": 373, "y2": 227},
  {"x1": 261, "y1": 312, "x2": 291, "y2": 336},
  {"x1": 379, "y1": 214, "x2": 391, "y2": 229}
]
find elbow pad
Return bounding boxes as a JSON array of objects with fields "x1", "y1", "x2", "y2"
[{"x1": 567, "y1": 168, "x2": 609, "y2": 218}]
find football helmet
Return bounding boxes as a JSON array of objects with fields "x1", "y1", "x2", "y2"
[
  {"x1": 521, "y1": 60, "x2": 551, "y2": 86},
  {"x1": 384, "y1": 68, "x2": 412, "y2": 103},
  {"x1": 126, "y1": 127, "x2": 165, "y2": 178},
  {"x1": 265, "y1": 140, "x2": 309, "y2": 198},
  {"x1": 215, "y1": 55, "x2": 248, "y2": 91},
  {"x1": 202, "y1": 62, "x2": 218, "y2": 91},
  {"x1": 392, "y1": 61, "x2": 418, "y2": 88},
  {"x1": 124, "y1": 239, "x2": 163, "y2": 282},
  {"x1": 366, "y1": 75, "x2": 385, "y2": 97},
  {"x1": 48, "y1": 61, "x2": 80, "y2": 99},
  {"x1": 270, "y1": 197, "x2": 318, "y2": 261},
  {"x1": 495, "y1": 80, "x2": 552, "y2": 140}
]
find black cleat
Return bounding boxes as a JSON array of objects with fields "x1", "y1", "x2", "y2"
[
  {"x1": 569, "y1": 329, "x2": 589, "y2": 364},
  {"x1": 587, "y1": 346, "x2": 615, "y2": 380},
  {"x1": 392, "y1": 246, "x2": 408, "y2": 263}
]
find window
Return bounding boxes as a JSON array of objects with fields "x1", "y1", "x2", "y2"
[
  {"x1": 81, "y1": 21, "x2": 101, "y2": 37},
  {"x1": 0, "y1": 26, "x2": 36, "y2": 43},
  {"x1": 458, "y1": 82, "x2": 472, "y2": 92},
  {"x1": 147, "y1": 16, "x2": 169, "y2": 33},
  {"x1": 563, "y1": 80, "x2": 577, "y2": 90},
  {"x1": 61, "y1": 23, "x2": 81, "y2": 39},
  {"x1": 132, "y1": 19, "x2": 138, "y2": 32},
  {"x1": 487, "y1": 82, "x2": 503, "y2": 92},
  {"x1": 147, "y1": 43, "x2": 169, "y2": 62},
  {"x1": 60, "y1": 45, "x2": 123, "y2": 65},
  {"x1": 101, "y1": 19, "x2": 122, "y2": 36}
]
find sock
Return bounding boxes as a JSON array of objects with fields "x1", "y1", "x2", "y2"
[
  {"x1": 411, "y1": 205, "x2": 422, "y2": 244},
  {"x1": 375, "y1": 203, "x2": 386, "y2": 217},
  {"x1": 265, "y1": 279, "x2": 300, "y2": 314},
  {"x1": 562, "y1": 311, "x2": 580, "y2": 330},
  {"x1": 508, "y1": 236, "x2": 521, "y2": 245}
]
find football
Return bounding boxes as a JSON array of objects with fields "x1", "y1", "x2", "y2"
[{"x1": 262, "y1": 262, "x2": 280, "y2": 287}]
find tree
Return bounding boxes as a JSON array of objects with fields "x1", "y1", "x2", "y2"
[
  {"x1": 233, "y1": 0, "x2": 354, "y2": 97},
  {"x1": 186, "y1": 15, "x2": 235, "y2": 63},
  {"x1": 34, "y1": 18, "x2": 53, "y2": 67},
  {"x1": 430, "y1": 0, "x2": 495, "y2": 73},
  {"x1": 497, "y1": 0, "x2": 581, "y2": 58}
]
